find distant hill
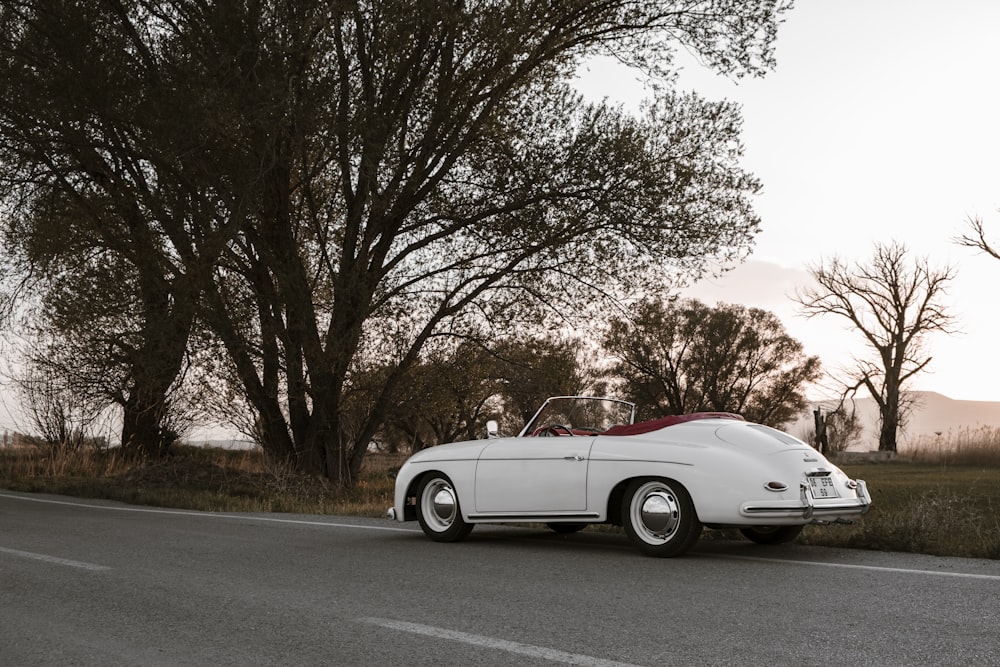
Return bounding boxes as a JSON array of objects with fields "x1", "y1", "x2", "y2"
[
  {"x1": 788, "y1": 391, "x2": 1000, "y2": 451},
  {"x1": 901, "y1": 391, "x2": 1000, "y2": 436}
]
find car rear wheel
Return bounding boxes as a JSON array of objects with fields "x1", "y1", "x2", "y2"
[
  {"x1": 546, "y1": 522, "x2": 588, "y2": 534},
  {"x1": 622, "y1": 479, "x2": 702, "y2": 557},
  {"x1": 416, "y1": 473, "x2": 474, "y2": 542},
  {"x1": 739, "y1": 525, "x2": 803, "y2": 545}
]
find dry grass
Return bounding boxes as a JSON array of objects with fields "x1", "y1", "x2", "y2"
[
  {"x1": 898, "y1": 426, "x2": 1000, "y2": 466},
  {"x1": 0, "y1": 444, "x2": 400, "y2": 517}
]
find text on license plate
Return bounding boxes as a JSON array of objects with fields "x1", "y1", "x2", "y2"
[{"x1": 808, "y1": 476, "x2": 840, "y2": 498}]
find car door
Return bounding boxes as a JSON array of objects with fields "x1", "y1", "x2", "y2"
[{"x1": 474, "y1": 436, "x2": 593, "y2": 513}]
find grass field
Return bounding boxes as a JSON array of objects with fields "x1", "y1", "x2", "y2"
[
  {"x1": 798, "y1": 462, "x2": 1000, "y2": 558},
  {"x1": 2, "y1": 431, "x2": 999, "y2": 559}
]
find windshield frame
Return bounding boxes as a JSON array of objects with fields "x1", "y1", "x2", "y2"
[{"x1": 518, "y1": 396, "x2": 637, "y2": 437}]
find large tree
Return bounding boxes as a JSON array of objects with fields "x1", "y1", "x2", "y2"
[
  {"x1": 1, "y1": 1, "x2": 790, "y2": 483},
  {"x1": 202, "y1": 0, "x2": 787, "y2": 485},
  {"x1": 605, "y1": 298, "x2": 820, "y2": 424},
  {"x1": 795, "y1": 242, "x2": 957, "y2": 452},
  {"x1": 0, "y1": 1, "x2": 262, "y2": 456}
]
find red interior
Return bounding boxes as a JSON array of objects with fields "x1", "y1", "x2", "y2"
[{"x1": 602, "y1": 412, "x2": 744, "y2": 437}]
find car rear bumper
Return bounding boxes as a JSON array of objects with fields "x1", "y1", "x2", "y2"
[{"x1": 740, "y1": 480, "x2": 872, "y2": 520}]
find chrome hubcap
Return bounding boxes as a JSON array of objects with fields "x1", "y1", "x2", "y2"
[
  {"x1": 422, "y1": 479, "x2": 456, "y2": 531},
  {"x1": 633, "y1": 483, "x2": 680, "y2": 544}
]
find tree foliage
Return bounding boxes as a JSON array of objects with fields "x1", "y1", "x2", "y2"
[
  {"x1": 795, "y1": 242, "x2": 957, "y2": 452},
  {"x1": 0, "y1": 0, "x2": 790, "y2": 483},
  {"x1": 375, "y1": 334, "x2": 588, "y2": 453},
  {"x1": 605, "y1": 298, "x2": 820, "y2": 425},
  {"x1": 0, "y1": 1, "x2": 258, "y2": 456}
]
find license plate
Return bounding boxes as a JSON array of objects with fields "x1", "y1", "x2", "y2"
[{"x1": 808, "y1": 476, "x2": 840, "y2": 499}]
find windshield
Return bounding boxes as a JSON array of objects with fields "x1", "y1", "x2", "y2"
[{"x1": 520, "y1": 396, "x2": 636, "y2": 437}]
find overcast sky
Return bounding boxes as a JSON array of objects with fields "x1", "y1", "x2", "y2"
[{"x1": 576, "y1": 0, "x2": 1000, "y2": 402}]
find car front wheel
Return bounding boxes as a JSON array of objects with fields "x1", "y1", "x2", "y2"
[
  {"x1": 416, "y1": 473, "x2": 474, "y2": 542},
  {"x1": 622, "y1": 479, "x2": 702, "y2": 557},
  {"x1": 739, "y1": 525, "x2": 803, "y2": 545}
]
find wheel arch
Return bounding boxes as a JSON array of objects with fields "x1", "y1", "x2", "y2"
[
  {"x1": 398, "y1": 459, "x2": 479, "y2": 523},
  {"x1": 401, "y1": 470, "x2": 433, "y2": 522},
  {"x1": 605, "y1": 475, "x2": 702, "y2": 526}
]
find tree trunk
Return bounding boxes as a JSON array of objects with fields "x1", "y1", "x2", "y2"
[
  {"x1": 118, "y1": 289, "x2": 197, "y2": 459},
  {"x1": 879, "y1": 381, "x2": 900, "y2": 452},
  {"x1": 877, "y1": 414, "x2": 897, "y2": 452},
  {"x1": 120, "y1": 349, "x2": 179, "y2": 459},
  {"x1": 121, "y1": 390, "x2": 169, "y2": 459}
]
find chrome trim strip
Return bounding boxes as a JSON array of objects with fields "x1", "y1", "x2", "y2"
[
  {"x1": 741, "y1": 502, "x2": 869, "y2": 515},
  {"x1": 467, "y1": 512, "x2": 601, "y2": 521}
]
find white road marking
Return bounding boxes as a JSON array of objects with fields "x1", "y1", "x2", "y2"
[
  {"x1": 713, "y1": 554, "x2": 1000, "y2": 582},
  {"x1": 0, "y1": 545, "x2": 110, "y2": 571},
  {"x1": 358, "y1": 617, "x2": 640, "y2": 667},
  {"x1": 0, "y1": 492, "x2": 415, "y2": 532}
]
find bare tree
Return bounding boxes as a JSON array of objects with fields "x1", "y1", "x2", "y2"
[
  {"x1": 823, "y1": 402, "x2": 863, "y2": 454},
  {"x1": 956, "y1": 215, "x2": 1000, "y2": 260},
  {"x1": 795, "y1": 242, "x2": 957, "y2": 452},
  {"x1": 807, "y1": 401, "x2": 862, "y2": 455},
  {"x1": 17, "y1": 368, "x2": 91, "y2": 453},
  {"x1": 11, "y1": 338, "x2": 115, "y2": 453}
]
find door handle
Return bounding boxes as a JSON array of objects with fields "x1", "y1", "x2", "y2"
[{"x1": 563, "y1": 455, "x2": 585, "y2": 461}]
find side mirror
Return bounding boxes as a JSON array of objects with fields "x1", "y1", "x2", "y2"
[{"x1": 485, "y1": 420, "x2": 500, "y2": 439}]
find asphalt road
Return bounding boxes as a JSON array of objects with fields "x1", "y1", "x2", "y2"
[{"x1": 2, "y1": 490, "x2": 998, "y2": 666}]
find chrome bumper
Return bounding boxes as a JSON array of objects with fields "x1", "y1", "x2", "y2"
[{"x1": 741, "y1": 479, "x2": 872, "y2": 520}]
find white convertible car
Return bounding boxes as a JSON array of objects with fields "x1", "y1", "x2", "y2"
[{"x1": 387, "y1": 396, "x2": 871, "y2": 557}]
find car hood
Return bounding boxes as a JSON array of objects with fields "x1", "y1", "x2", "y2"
[{"x1": 404, "y1": 438, "x2": 492, "y2": 463}]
